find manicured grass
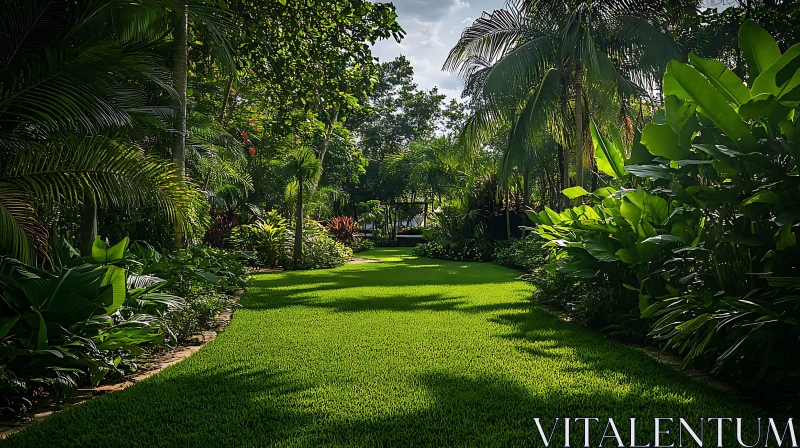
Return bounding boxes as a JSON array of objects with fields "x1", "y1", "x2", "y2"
[{"x1": 3, "y1": 249, "x2": 752, "y2": 447}]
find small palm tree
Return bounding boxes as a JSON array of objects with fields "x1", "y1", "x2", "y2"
[{"x1": 281, "y1": 148, "x2": 321, "y2": 268}]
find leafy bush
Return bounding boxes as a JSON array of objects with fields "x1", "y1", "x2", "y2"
[
  {"x1": 161, "y1": 292, "x2": 236, "y2": 343},
  {"x1": 492, "y1": 236, "x2": 548, "y2": 271},
  {"x1": 350, "y1": 239, "x2": 375, "y2": 253},
  {"x1": 0, "y1": 237, "x2": 163, "y2": 414},
  {"x1": 414, "y1": 208, "x2": 492, "y2": 261},
  {"x1": 280, "y1": 235, "x2": 352, "y2": 270},
  {"x1": 1, "y1": 237, "x2": 248, "y2": 416},
  {"x1": 530, "y1": 21, "x2": 800, "y2": 396},
  {"x1": 326, "y1": 216, "x2": 360, "y2": 243},
  {"x1": 230, "y1": 210, "x2": 288, "y2": 267},
  {"x1": 398, "y1": 226, "x2": 425, "y2": 235}
]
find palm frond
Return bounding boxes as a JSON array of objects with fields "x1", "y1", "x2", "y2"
[
  {"x1": 0, "y1": 185, "x2": 49, "y2": 264},
  {"x1": 2, "y1": 136, "x2": 202, "y2": 234}
]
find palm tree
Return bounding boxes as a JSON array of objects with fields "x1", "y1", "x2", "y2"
[
  {"x1": 0, "y1": 1, "x2": 199, "y2": 263},
  {"x1": 168, "y1": 0, "x2": 236, "y2": 248},
  {"x1": 444, "y1": 0, "x2": 690, "y2": 191},
  {"x1": 281, "y1": 148, "x2": 321, "y2": 268}
]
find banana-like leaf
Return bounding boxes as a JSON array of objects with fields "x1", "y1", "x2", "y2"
[
  {"x1": 625, "y1": 164, "x2": 672, "y2": 180},
  {"x1": 751, "y1": 43, "x2": 800, "y2": 100},
  {"x1": 640, "y1": 123, "x2": 687, "y2": 160},
  {"x1": 688, "y1": 54, "x2": 750, "y2": 106},
  {"x1": 738, "y1": 20, "x2": 781, "y2": 80},
  {"x1": 583, "y1": 235, "x2": 621, "y2": 262},
  {"x1": 590, "y1": 121, "x2": 627, "y2": 179},
  {"x1": 664, "y1": 61, "x2": 756, "y2": 151},
  {"x1": 562, "y1": 186, "x2": 590, "y2": 199},
  {"x1": 92, "y1": 236, "x2": 130, "y2": 264},
  {"x1": 100, "y1": 265, "x2": 127, "y2": 314}
]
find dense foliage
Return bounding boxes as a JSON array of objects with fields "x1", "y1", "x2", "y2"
[
  {"x1": 529, "y1": 21, "x2": 800, "y2": 401},
  {"x1": 1, "y1": 237, "x2": 246, "y2": 415}
]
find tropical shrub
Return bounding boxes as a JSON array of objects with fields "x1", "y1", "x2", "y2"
[
  {"x1": 1, "y1": 237, "x2": 248, "y2": 415},
  {"x1": 0, "y1": 238, "x2": 164, "y2": 413},
  {"x1": 326, "y1": 216, "x2": 360, "y2": 243},
  {"x1": 414, "y1": 207, "x2": 493, "y2": 261},
  {"x1": 492, "y1": 236, "x2": 549, "y2": 271},
  {"x1": 280, "y1": 235, "x2": 352, "y2": 270},
  {"x1": 350, "y1": 239, "x2": 375, "y2": 253},
  {"x1": 230, "y1": 210, "x2": 289, "y2": 267},
  {"x1": 530, "y1": 21, "x2": 800, "y2": 396},
  {"x1": 161, "y1": 292, "x2": 236, "y2": 344},
  {"x1": 398, "y1": 226, "x2": 425, "y2": 235}
]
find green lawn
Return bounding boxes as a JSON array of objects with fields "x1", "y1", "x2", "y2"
[{"x1": 3, "y1": 249, "x2": 752, "y2": 447}]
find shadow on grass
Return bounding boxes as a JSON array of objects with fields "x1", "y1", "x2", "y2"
[
  {"x1": 5, "y1": 365, "x2": 741, "y2": 447},
  {"x1": 243, "y1": 255, "x2": 528, "y2": 313}
]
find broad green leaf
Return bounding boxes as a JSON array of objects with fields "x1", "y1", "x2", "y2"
[
  {"x1": 676, "y1": 313, "x2": 711, "y2": 334},
  {"x1": 593, "y1": 187, "x2": 616, "y2": 198},
  {"x1": 544, "y1": 207, "x2": 562, "y2": 224},
  {"x1": 99, "y1": 265, "x2": 127, "y2": 314},
  {"x1": 738, "y1": 20, "x2": 781, "y2": 79},
  {"x1": 688, "y1": 54, "x2": 751, "y2": 106},
  {"x1": 741, "y1": 190, "x2": 780, "y2": 206},
  {"x1": 641, "y1": 302, "x2": 662, "y2": 318},
  {"x1": 590, "y1": 121, "x2": 627, "y2": 179},
  {"x1": 92, "y1": 236, "x2": 129, "y2": 264},
  {"x1": 627, "y1": 129, "x2": 654, "y2": 165},
  {"x1": 0, "y1": 316, "x2": 19, "y2": 339},
  {"x1": 526, "y1": 210, "x2": 541, "y2": 224},
  {"x1": 640, "y1": 123, "x2": 687, "y2": 160},
  {"x1": 665, "y1": 95, "x2": 701, "y2": 154},
  {"x1": 752, "y1": 43, "x2": 800, "y2": 98},
  {"x1": 642, "y1": 235, "x2": 685, "y2": 245},
  {"x1": 737, "y1": 93, "x2": 792, "y2": 121},
  {"x1": 616, "y1": 248, "x2": 639, "y2": 264},
  {"x1": 664, "y1": 61, "x2": 756, "y2": 151},
  {"x1": 625, "y1": 164, "x2": 673, "y2": 180},
  {"x1": 562, "y1": 186, "x2": 590, "y2": 199},
  {"x1": 620, "y1": 201, "x2": 642, "y2": 225},
  {"x1": 645, "y1": 195, "x2": 670, "y2": 224},
  {"x1": 36, "y1": 313, "x2": 47, "y2": 349},
  {"x1": 583, "y1": 236, "x2": 621, "y2": 262},
  {"x1": 776, "y1": 224, "x2": 797, "y2": 251}
]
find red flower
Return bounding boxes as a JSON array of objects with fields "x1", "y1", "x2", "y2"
[
  {"x1": 245, "y1": 117, "x2": 251, "y2": 121},
  {"x1": 248, "y1": 147, "x2": 256, "y2": 155},
  {"x1": 241, "y1": 132, "x2": 248, "y2": 138},
  {"x1": 256, "y1": 128, "x2": 262, "y2": 133}
]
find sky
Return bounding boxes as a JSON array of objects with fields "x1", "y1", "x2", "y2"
[
  {"x1": 369, "y1": 0, "x2": 731, "y2": 102},
  {"x1": 370, "y1": 0, "x2": 504, "y2": 102}
]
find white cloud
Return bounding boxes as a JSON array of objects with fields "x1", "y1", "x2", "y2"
[
  {"x1": 371, "y1": 0, "x2": 502, "y2": 101},
  {"x1": 450, "y1": 0, "x2": 470, "y2": 12}
]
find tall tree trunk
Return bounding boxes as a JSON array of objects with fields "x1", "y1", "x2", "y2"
[
  {"x1": 318, "y1": 108, "x2": 339, "y2": 166},
  {"x1": 557, "y1": 142, "x2": 567, "y2": 210},
  {"x1": 80, "y1": 192, "x2": 97, "y2": 257},
  {"x1": 294, "y1": 177, "x2": 303, "y2": 269},
  {"x1": 574, "y1": 63, "x2": 585, "y2": 189},
  {"x1": 172, "y1": 3, "x2": 188, "y2": 249},
  {"x1": 505, "y1": 191, "x2": 511, "y2": 240},
  {"x1": 218, "y1": 75, "x2": 234, "y2": 123}
]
